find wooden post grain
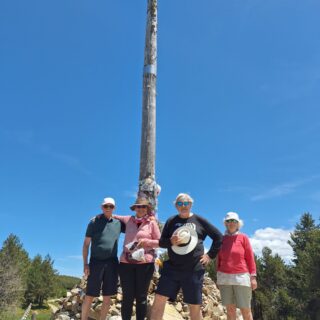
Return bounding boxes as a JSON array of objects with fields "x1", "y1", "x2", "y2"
[{"x1": 138, "y1": 0, "x2": 160, "y2": 212}]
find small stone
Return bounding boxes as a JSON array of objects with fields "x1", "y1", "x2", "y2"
[
  {"x1": 182, "y1": 304, "x2": 189, "y2": 312},
  {"x1": 58, "y1": 315, "x2": 71, "y2": 320},
  {"x1": 175, "y1": 302, "x2": 183, "y2": 312},
  {"x1": 180, "y1": 311, "x2": 190, "y2": 318},
  {"x1": 71, "y1": 288, "x2": 80, "y2": 295},
  {"x1": 116, "y1": 293, "x2": 122, "y2": 301}
]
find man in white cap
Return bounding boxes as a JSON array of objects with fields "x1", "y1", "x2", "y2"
[{"x1": 81, "y1": 197, "x2": 125, "y2": 320}]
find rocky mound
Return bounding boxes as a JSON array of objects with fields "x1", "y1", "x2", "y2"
[{"x1": 51, "y1": 273, "x2": 243, "y2": 320}]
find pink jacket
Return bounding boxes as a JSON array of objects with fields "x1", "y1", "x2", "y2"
[{"x1": 113, "y1": 215, "x2": 160, "y2": 264}]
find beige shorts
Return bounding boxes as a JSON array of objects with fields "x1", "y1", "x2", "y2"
[{"x1": 219, "y1": 285, "x2": 252, "y2": 309}]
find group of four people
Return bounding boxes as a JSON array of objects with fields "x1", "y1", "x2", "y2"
[{"x1": 81, "y1": 193, "x2": 257, "y2": 320}]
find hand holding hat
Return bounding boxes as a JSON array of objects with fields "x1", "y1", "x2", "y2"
[{"x1": 171, "y1": 225, "x2": 198, "y2": 255}]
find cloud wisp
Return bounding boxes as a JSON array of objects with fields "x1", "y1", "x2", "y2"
[
  {"x1": 66, "y1": 255, "x2": 83, "y2": 260},
  {"x1": 124, "y1": 188, "x2": 138, "y2": 199},
  {"x1": 4, "y1": 129, "x2": 97, "y2": 179},
  {"x1": 250, "y1": 227, "x2": 293, "y2": 262},
  {"x1": 251, "y1": 175, "x2": 320, "y2": 201},
  {"x1": 251, "y1": 182, "x2": 300, "y2": 201}
]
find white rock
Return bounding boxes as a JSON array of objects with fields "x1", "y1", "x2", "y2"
[
  {"x1": 58, "y1": 315, "x2": 71, "y2": 320},
  {"x1": 162, "y1": 303, "x2": 184, "y2": 320},
  {"x1": 175, "y1": 302, "x2": 183, "y2": 312}
]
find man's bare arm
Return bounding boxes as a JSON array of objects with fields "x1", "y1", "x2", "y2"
[{"x1": 83, "y1": 237, "x2": 91, "y2": 276}]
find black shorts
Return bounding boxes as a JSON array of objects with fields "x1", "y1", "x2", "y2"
[
  {"x1": 155, "y1": 262, "x2": 205, "y2": 305},
  {"x1": 86, "y1": 258, "x2": 119, "y2": 297}
]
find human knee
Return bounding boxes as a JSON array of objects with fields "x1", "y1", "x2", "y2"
[
  {"x1": 226, "y1": 304, "x2": 237, "y2": 316},
  {"x1": 153, "y1": 294, "x2": 167, "y2": 306},
  {"x1": 84, "y1": 295, "x2": 94, "y2": 304},
  {"x1": 240, "y1": 307, "x2": 252, "y2": 317},
  {"x1": 188, "y1": 304, "x2": 202, "y2": 319},
  {"x1": 102, "y1": 296, "x2": 111, "y2": 304},
  {"x1": 151, "y1": 295, "x2": 167, "y2": 317}
]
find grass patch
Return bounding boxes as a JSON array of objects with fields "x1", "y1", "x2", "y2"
[
  {"x1": 29, "y1": 305, "x2": 52, "y2": 320},
  {"x1": 2, "y1": 305, "x2": 52, "y2": 320}
]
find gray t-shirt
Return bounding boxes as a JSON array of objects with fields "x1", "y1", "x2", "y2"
[{"x1": 86, "y1": 214, "x2": 124, "y2": 261}]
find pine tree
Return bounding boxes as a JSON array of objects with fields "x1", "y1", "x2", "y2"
[
  {"x1": 288, "y1": 213, "x2": 320, "y2": 319},
  {"x1": 0, "y1": 234, "x2": 30, "y2": 314},
  {"x1": 0, "y1": 234, "x2": 30, "y2": 284},
  {"x1": 0, "y1": 254, "x2": 22, "y2": 316},
  {"x1": 289, "y1": 212, "x2": 318, "y2": 262},
  {"x1": 252, "y1": 247, "x2": 293, "y2": 320},
  {"x1": 40, "y1": 255, "x2": 57, "y2": 305},
  {"x1": 25, "y1": 254, "x2": 58, "y2": 306}
]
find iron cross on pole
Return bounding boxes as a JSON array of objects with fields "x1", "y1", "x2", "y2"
[{"x1": 138, "y1": 0, "x2": 160, "y2": 215}]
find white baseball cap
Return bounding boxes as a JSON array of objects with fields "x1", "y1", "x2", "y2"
[
  {"x1": 101, "y1": 197, "x2": 115, "y2": 206},
  {"x1": 224, "y1": 211, "x2": 244, "y2": 228},
  {"x1": 224, "y1": 212, "x2": 240, "y2": 222}
]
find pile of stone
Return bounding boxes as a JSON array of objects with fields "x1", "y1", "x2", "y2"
[{"x1": 50, "y1": 273, "x2": 243, "y2": 320}]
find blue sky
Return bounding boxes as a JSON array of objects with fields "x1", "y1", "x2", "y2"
[{"x1": 1, "y1": 0, "x2": 319, "y2": 277}]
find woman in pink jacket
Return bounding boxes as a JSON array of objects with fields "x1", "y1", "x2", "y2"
[
  {"x1": 217, "y1": 212, "x2": 257, "y2": 320},
  {"x1": 114, "y1": 197, "x2": 160, "y2": 320}
]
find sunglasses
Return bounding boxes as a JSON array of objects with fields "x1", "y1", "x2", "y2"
[
  {"x1": 135, "y1": 205, "x2": 148, "y2": 209},
  {"x1": 226, "y1": 219, "x2": 238, "y2": 223},
  {"x1": 176, "y1": 201, "x2": 191, "y2": 207},
  {"x1": 103, "y1": 205, "x2": 115, "y2": 209}
]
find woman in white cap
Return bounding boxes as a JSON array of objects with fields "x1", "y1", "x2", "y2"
[
  {"x1": 151, "y1": 193, "x2": 223, "y2": 320},
  {"x1": 217, "y1": 212, "x2": 257, "y2": 320},
  {"x1": 113, "y1": 197, "x2": 160, "y2": 320}
]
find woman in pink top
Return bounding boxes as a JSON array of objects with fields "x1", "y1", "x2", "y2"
[
  {"x1": 217, "y1": 212, "x2": 257, "y2": 320},
  {"x1": 113, "y1": 197, "x2": 160, "y2": 320}
]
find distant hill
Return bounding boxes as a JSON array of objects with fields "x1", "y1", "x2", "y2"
[{"x1": 55, "y1": 275, "x2": 81, "y2": 296}]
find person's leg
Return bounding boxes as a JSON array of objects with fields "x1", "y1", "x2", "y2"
[
  {"x1": 135, "y1": 263, "x2": 154, "y2": 320},
  {"x1": 151, "y1": 263, "x2": 180, "y2": 320},
  {"x1": 233, "y1": 286, "x2": 252, "y2": 320},
  {"x1": 81, "y1": 295, "x2": 94, "y2": 320},
  {"x1": 218, "y1": 285, "x2": 237, "y2": 320},
  {"x1": 189, "y1": 304, "x2": 202, "y2": 320},
  {"x1": 226, "y1": 304, "x2": 237, "y2": 320},
  {"x1": 150, "y1": 294, "x2": 169, "y2": 320},
  {"x1": 119, "y1": 263, "x2": 136, "y2": 320},
  {"x1": 83, "y1": 261, "x2": 103, "y2": 320},
  {"x1": 180, "y1": 270, "x2": 205, "y2": 320},
  {"x1": 240, "y1": 307, "x2": 253, "y2": 320},
  {"x1": 100, "y1": 295, "x2": 111, "y2": 320},
  {"x1": 100, "y1": 259, "x2": 119, "y2": 319}
]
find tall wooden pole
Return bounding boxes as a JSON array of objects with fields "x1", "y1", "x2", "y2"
[{"x1": 138, "y1": 0, "x2": 160, "y2": 213}]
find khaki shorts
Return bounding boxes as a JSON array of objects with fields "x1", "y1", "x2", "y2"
[{"x1": 219, "y1": 285, "x2": 252, "y2": 309}]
